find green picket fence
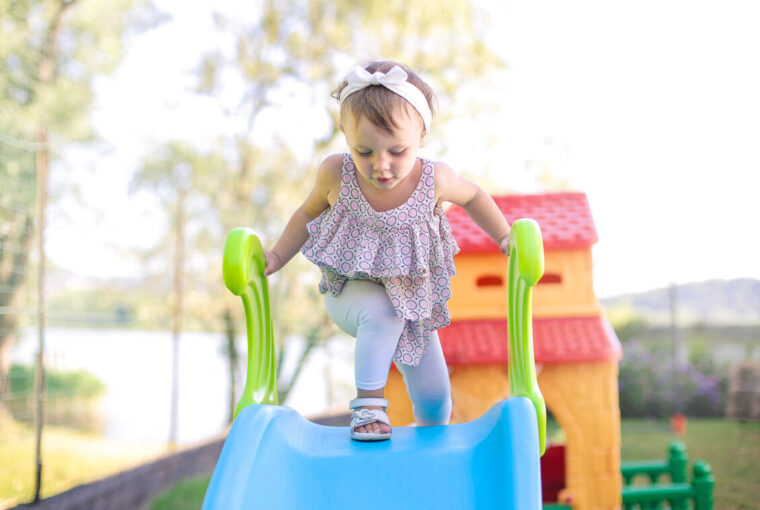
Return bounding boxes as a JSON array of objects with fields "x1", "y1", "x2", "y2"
[{"x1": 620, "y1": 440, "x2": 714, "y2": 510}]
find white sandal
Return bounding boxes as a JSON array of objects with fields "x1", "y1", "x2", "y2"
[{"x1": 349, "y1": 397, "x2": 392, "y2": 441}]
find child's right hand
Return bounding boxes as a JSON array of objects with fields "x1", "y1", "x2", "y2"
[{"x1": 263, "y1": 249, "x2": 282, "y2": 276}]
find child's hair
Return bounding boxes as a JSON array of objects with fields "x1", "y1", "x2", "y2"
[{"x1": 331, "y1": 60, "x2": 437, "y2": 135}]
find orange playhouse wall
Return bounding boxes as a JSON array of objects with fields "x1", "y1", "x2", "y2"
[
  {"x1": 386, "y1": 360, "x2": 622, "y2": 510},
  {"x1": 449, "y1": 250, "x2": 599, "y2": 321}
]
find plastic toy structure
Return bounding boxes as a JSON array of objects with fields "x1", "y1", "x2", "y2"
[
  {"x1": 620, "y1": 441, "x2": 714, "y2": 510},
  {"x1": 202, "y1": 219, "x2": 548, "y2": 510},
  {"x1": 392, "y1": 192, "x2": 624, "y2": 509}
]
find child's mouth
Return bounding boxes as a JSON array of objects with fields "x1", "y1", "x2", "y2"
[{"x1": 377, "y1": 177, "x2": 392, "y2": 183}]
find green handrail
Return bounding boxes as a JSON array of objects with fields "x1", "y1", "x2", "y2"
[
  {"x1": 223, "y1": 228, "x2": 278, "y2": 418},
  {"x1": 507, "y1": 218, "x2": 547, "y2": 456}
]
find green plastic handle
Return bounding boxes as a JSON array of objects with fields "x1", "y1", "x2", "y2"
[
  {"x1": 223, "y1": 227, "x2": 278, "y2": 418},
  {"x1": 507, "y1": 218, "x2": 547, "y2": 456}
]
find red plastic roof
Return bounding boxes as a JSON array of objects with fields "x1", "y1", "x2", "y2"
[
  {"x1": 446, "y1": 192, "x2": 599, "y2": 253},
  {"x1": 438, "y1": 316, "x2": 621, "y2": 365}
]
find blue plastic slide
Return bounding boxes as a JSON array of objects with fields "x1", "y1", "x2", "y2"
[{"x1": 203, "y1": 219, "x2": 546, "y2": 510}]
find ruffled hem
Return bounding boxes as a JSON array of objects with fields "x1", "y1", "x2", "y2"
[
  {"x1": 317, "y1": 271, "x2": 452, "y2": 367},
  {"x1": 393, "y1": 316, "x2": 450, "y2": 366},
  {"x1": 302, "y1": 204, "x2": 459, "y2": 280}
]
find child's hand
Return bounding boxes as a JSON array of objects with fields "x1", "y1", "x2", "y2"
[
  {"x1": 263, "y1": 249, "x2": 282, "y2": 276},
  {"x1": 499, "y1": 232, "x2": 511, "y2": 256}
]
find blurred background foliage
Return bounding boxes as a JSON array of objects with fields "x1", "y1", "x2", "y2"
[{"x1": 1, "y1": 0, "x2": 505, "y2": 424}]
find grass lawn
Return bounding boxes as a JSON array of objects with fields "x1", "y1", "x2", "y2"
[
  {"x1": 0, "y1": 419, "x2": 165, "y2": 509},
  {"x1": 147, "y1": 476, "x2": 211, "y2": 510},
  {"x1": 620, "y1": 418, "x2": 760, "y2": 510}
]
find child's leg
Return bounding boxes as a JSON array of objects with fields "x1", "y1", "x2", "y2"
[
  {"x1": 324, "y1": 280, "x2": 405, "y2": 434},
  {"x1": 395, "y1": 331, "x2": 451, "y2": 426}
]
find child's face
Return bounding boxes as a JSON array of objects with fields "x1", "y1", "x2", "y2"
[{"x1": 340, "y1": 105, "x2": 427, "y2": 191}]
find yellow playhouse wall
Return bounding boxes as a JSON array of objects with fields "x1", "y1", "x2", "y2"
[
  {"x1": 449, "y1": 250, "x2": 599, "y2": 320},
  {"x1": 539, "y1": 361, "x2": 622, "y2": 510},
  {"x1": 387, "y1": 361, "x2": 622, "y2": 510}
]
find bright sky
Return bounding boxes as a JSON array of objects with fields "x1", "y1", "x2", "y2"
[{"x1": 48, "y1": 0, "x2": 760, "y2": 298}]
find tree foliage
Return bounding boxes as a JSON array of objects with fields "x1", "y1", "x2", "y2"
[{"x1": 0, "y1": 0, "x2": 162, "y2": 396}]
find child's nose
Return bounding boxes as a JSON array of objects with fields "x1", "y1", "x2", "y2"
[{"x1": 373, "y1": 152, "x2": 390, "y2": 171}]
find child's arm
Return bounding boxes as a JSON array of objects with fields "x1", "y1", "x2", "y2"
[
  {"x1": 264, "y1": 155, "x2": 342, "y2": 275},
  {"x1": 434, "y1": 162, "x2": 511, "y2": 254}
]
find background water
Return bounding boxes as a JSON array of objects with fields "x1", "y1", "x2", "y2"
[
  {"x1": 12, "y1": 328, "x2": 354, "y2": 445},
  {"x1": 12, "y1": 326, "x2": 751, "y2": 445}
]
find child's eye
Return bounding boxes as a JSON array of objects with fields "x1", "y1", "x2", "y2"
[
  {"x1": 356, "y1": 150, "x2": 372, "y2": 156},
  {"x1": 390, "y1": 149, "x2": 406, "y2": 155}
]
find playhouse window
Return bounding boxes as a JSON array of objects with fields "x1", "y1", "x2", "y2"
[
  {"x1": 476, "y1": 275, "x2": 504, "y2": 287},
  {"x1": 538, "y1": 273, "x2": 562, "y2": 284},
  {"x1": 477, "y1": 273, "x2": 562, "y2": 286}
]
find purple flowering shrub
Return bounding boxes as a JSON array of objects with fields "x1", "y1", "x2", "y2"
[{"x1": 618, "y1": 339, "x2": 727, "y2": 418}]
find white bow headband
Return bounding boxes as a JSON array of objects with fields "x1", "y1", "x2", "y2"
[{"x1": 339, "y1": 65, "x2": 432, "y2": 133}]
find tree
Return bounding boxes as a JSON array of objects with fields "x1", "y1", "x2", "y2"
[
  {"x1": 131, "y1": 141, "x2": 229, "y2": 443},
  {"x1": 0, "y1": 0, "x2": 162, "y2": 402},
  {"x1": 195, "y1": 0, "x2": 505, "y2": 404}
]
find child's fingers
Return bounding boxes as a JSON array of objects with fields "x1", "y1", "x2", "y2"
[
  {"x1": 263, "y1": 250, "x2": 279, "y2": 276},
  {"x1": 498, "y1": 234, "x2": 511, "y2": 255}
]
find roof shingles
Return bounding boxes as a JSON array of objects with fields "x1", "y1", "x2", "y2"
[{"x1": 446, "y1": 192, "x2": 598, "y2": 253}]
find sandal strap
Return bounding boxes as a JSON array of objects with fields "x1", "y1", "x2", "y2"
[
  {"x1": 351, "y1": 408, "x2": 391, "y2": 429},
  {"x1": 349, "y1": 397, "x2": 388, "y2": 409}
]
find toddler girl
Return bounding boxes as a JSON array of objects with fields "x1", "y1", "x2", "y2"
[{"x1": 264, "y1": 60, "x2": 511, "y2": 441}]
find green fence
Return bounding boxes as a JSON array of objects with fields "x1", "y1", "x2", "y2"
[{"x1": 620, "y1": 440, "x2": 714, "y2": 510}]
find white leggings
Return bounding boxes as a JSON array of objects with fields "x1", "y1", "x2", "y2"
[{"x1": 325, "y1": 279, "x2": 451, "y2": 425}]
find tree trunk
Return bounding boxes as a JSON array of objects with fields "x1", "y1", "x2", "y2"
[
  {"x1": 169, "y1": 191, "x2": 185, "y2": 446},
  {"x1": 223, "y1": 308, "x2": 238, "y2": 424}
]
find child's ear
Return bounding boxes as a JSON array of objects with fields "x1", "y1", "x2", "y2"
[
  {"x1": 338, "y1": 123, "x2": 344, "y2": 134},
  {"x1": 420, "y1": 130, "x2": 428, "y2": 147}
]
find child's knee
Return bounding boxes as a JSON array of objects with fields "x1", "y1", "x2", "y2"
[
  {"x1": 414, "y1": 394, "x2": 451, "y2": 425},
  {"x1": 364, "y1": 314, "x2": 404, "y2": 338},
  {"x1": 411, "y1": 386, "x2": 451, "y2": 425}
]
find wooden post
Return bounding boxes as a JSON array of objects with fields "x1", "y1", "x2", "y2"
[
  {"x1": 32, "y1": 126, "x2": 48, "y2": 502},
  {"x1": 669, "y1": 283, "x2": 682, "y2": 413}
]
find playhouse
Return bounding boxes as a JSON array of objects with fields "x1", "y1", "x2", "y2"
[{"x1": 385, "y1": 192, "x2": 623, "y2": 510}]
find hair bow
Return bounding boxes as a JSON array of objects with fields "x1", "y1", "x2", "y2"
[
  {"x1": 339, "y1": 65, "x2": 432, "y2": 133},
  {"x1": 345, "y1": 65, "x2": 409, "y2": 88}
]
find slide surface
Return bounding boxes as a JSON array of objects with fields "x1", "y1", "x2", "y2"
[{"x1": 202, "y1": 397, "x2": 541, "y2": 509}]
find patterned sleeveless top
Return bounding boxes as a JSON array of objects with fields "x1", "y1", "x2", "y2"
[{"x1": 301, "y1": 153, "x2": 460, "y2": 366}]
